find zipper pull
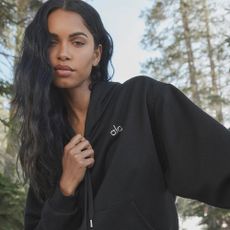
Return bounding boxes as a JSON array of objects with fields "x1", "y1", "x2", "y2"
[{"x1": 90, "y1": 219, "x2": 93, "y2": 228}]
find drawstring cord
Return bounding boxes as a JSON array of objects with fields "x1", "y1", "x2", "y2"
[
  {"x1": 87, "y1": 170, "x2": 94, "y2": 228},
  {"x1": 84, "y1": 169, "x2": 94, "y2": 229}
]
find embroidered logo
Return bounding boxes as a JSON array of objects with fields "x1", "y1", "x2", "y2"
[{"x1": 110, "y1": 125, "x2": 123, "y2": 136}]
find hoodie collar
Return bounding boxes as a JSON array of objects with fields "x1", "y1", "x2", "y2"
[{"x1": 84, "y1": 80, "x2": 121, "y2": 139}]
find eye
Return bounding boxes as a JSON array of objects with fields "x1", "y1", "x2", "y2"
[
  {"x1": 73, "y1": 41, "x2": 85, "y2": 47},
  {"x1": 49, "y1": 39, "x2": 58, "y2": 47}
]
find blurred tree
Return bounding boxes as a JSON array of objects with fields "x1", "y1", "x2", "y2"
[
  {"x1": 0, "y1": 0, "x2": 16, "y2": 49},
  {"x1": 180, "y1": 0, "x2": 201, "y2": 105},
  {"x1": 140, "y1": 0, "x2": 230, "y2": 120},
  {"x1": 0, "y1": 173, "x2": 26, "y2": 230},
  {"x1": 0, "y1": 0, "x2": 16, "y2": 104},
  {"x1": 0, "y1": 79, "x2": 11, "y2": 129},
  {"x1": 177, "y1": 198, "x2": 230, "y2": 229},
  {"x1": 3, "y1": 0, "x2": 43, "y2": 179},
  {"x1": 140, "y1": 0, "x2": 230, "y2": 229},
  {"x1": 0, "y1": 1, "x2": 42, "y2": 229},
  {"x1": 201, "y1": 0, "x2": 223, "y2": 122}
]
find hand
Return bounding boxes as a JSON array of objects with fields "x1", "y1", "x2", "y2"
[{"x1": 59, "y1": 134, "x2": 95, "y2": 196}]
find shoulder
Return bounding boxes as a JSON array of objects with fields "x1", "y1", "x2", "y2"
[
  {"x1": 120, "y1": 75, "x2": 184, "y2": 105},
  {"x1": 108, "y1": 75, "x2": 177, "y2": 100},
  {"x1": 122, "y1": 75, "x2": 157, "y2": 86},
  {"x1": 120, "y1": 75, "x2": 170, "y2": 93}
]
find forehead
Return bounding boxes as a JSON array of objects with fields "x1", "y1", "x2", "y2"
[{"x1": 47, "y1": 9, "x2": 91, "y2": 37}]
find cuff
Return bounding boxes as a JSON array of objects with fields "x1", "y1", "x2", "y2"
[{"x1": 49, "y1": 186, "x2": 79, "y2": 212}]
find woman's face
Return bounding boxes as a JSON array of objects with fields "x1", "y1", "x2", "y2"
[{"x1": 48, "y1": 9, "x2": 102, "y2": 89}]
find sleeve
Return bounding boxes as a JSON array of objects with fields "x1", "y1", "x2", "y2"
[
  {"x1": 148, "y1": 79, "x2": 230, "y2": 209},
  {"x1": 24, "y1": 185, "x2": 82, "y2": 230}
]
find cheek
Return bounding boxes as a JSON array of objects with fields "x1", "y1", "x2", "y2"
[{"x1": 75, "y1": 50, "x2": 94, "y2": 66}]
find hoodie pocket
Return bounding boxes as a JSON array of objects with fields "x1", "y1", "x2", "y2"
[{"x1": 93, "y1": 199, "x2": 155, "y2": 230}]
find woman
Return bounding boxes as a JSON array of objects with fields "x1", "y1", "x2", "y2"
[{"x1": 12, "y1": 0, "x2": 230, "y2": 230}]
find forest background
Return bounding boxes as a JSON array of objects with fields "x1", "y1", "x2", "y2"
[{"x1": 0, "y1": 0, "x2": 230, "y2": 229}]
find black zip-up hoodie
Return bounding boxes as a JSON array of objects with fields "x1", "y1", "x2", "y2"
[{"x1": 24, "y1": 76, "x2": 230, "y2": 230}]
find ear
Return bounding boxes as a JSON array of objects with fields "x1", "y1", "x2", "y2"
[{"x1": 93, "y1": 44, "x2": 102, "y2": 67}]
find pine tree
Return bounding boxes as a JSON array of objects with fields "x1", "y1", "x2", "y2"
[
  {"x1": 0, "y1": 173, "x2": 26, "y2": 230},
  {"x1": 180, "y1": 0, "x2": 201, "y2": 105},
  {"x1": 0, "y1": 1, "x2": 42, "y2": 229},
  {"x1": 140, "y1": 0, "x2": 230, "y2": 228},
  {"x1": 3, "y1": 0, "x2": 43, "y2": 179}
]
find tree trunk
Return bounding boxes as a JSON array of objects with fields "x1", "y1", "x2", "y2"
[
  {"x1": 180, "y1": 0, "x2": 201, "y2": 106},
  {"x1": 202, "y1": 0, "x2": 223, "y2": 123},
  {"x1": 4, "y1": 0, "x2": 29, "y2": 179}
]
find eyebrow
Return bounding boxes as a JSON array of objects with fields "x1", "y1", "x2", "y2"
[{"x1": 49, "y1": 32, "x2": 88, "y2": 38}]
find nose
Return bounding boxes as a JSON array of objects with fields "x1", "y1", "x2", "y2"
[{"x1": 57, "y1": 43, "x2": 71, "y2": 61}]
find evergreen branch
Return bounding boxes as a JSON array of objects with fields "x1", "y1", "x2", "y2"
[{"x1": 0, "y1": 118, "x2": 9, "y2": 127}]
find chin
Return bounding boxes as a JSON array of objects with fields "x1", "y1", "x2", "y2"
[
  {"x1": 52, "y1": 79, "x2": 72, "y2": 88},
  {"x1": 53, "y1": 78, "x2": 88, "y2": 89}
]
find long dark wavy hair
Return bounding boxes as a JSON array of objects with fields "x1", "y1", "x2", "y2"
[{"x1": 12, "y1": 0, "x2": 114, "y2": 201}]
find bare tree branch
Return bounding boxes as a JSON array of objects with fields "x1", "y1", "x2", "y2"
[
  {"x1": 0, "y1": 118, "x2": 9, "y2": 128},
  {"x1": 0, "y1": 51, "x2": 17, "y2": 59}
]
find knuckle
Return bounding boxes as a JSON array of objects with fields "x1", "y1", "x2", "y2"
[
  {"x1": 74, "y1": 154, "x2": 80, "y2": 160},
  {"x1": 87, "y1": 148, "x2": 93, "y2": 155},
  {"x1": 90, "y1": 158, "x2": 95, "y2": 163},
  {"x1": 85, "y1": 140, "x2": 90, "y2": 145},
  {"x1": 74, "y1": 134, "x2": 82, "y2": 142},
  {"x1": 69, "y1": 149, "x2": 75, "y2": 155},
  {"x1": 78, "y1": 159, "x2": 84, "y2": 166},
  {"x1": 76, "y1": 154, "x2": 82, "y2": 160},
  {"x1": 76, "y1": 134, "x2": 82, "y2": 139}
]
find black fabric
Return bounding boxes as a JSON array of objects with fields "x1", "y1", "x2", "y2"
[
  {"x1": 49, "y1": 185, "x2": 79, "y2": 212},
  {"x1": 24, "y1": 76, "x2": 230, "y2": 230}
]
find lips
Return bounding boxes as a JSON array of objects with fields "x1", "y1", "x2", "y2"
[{"x1": 54, "y1": 64, "x2": 74, "y2": 77}]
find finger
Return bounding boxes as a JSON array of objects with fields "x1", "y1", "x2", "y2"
[
  {"x1": 70, "y1": 134, "x2": 84, "y2": 146},
  {"x1": 69, "y1": 145, "x2": 94, "y2": 156},
  {"x1": 80, "y1": 137, "x2": 92, "y2": 149},
  {"x1": 85, "y1": 158, "x2": 95, "y2": 168},
  {"x1": 65, "y1": 134, "x2": 83, "y2": 152},
  {"x1": 77, "y1": 140, "x2": 92, "y2": 151},
  {"x1": 80, "y1": 148, "x2": 94, "y2": 159}
]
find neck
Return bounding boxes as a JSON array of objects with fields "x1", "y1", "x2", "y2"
[{"x1": 64, "y1": 80, "x2": 92, "y2": 124}]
